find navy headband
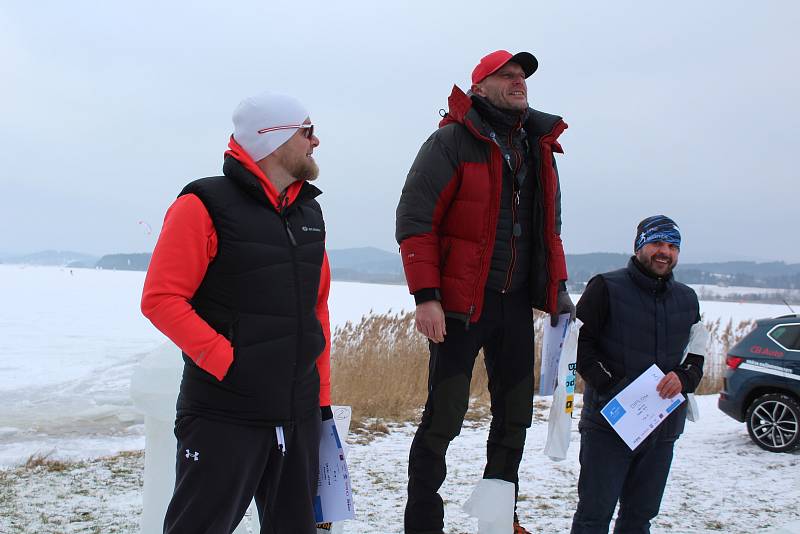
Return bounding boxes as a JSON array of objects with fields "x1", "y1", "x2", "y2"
[{"x1": 635, "y1": 215, "x2": 681, "y2": 251}]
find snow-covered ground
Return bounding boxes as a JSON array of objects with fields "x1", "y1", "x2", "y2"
[
  {"x1": 1, "y1": 265, "x2": 799, "y2": 533},
  {"x1": 343, "y1": 395, "x2": 800, "y2": 533},
  {"x1": 2, "y1": 396, "x2": 798, "y2": 533}
]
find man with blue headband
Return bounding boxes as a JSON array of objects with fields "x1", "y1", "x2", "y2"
[{"x1": 570, "y1": 215, "x2": 705, "y2": 533}]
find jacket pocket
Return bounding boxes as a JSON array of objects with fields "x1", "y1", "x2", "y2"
[{"x1": 223, "y1": 339, "x2": 296, "y2": 398}]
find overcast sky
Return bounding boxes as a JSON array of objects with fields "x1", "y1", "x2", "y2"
[{"x1": 1, "y1": 1, "x2": 798, "y2": 263}]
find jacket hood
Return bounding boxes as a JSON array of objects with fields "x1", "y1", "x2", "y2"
[{"x1": 440, "y1": 85, "x2": 567, "y2": 142}]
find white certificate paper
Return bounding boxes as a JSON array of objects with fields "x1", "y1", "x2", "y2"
[
  {"x1": 314, "y1": 418, "x2": 355, "y2": 523},
  {"x1": 600, "y1": 364, "x2": 685, "y2": 450}
]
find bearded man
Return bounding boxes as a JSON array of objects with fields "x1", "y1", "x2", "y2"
[
  {"x1": 141, "y1": 91, "x2": 331, "y2": 534},
  {"x1": 571, "y1": 215, "x2": 704, "y2": 534}
]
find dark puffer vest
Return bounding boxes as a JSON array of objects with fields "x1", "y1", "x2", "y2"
[
  {"x1": 176, "y1": 156, "x2": 326, "y2": 426},
  {"x1": 580, "y1": 259, "x2": 699, "y2": 439},
  {"x1": 470, "y1": 95, "x2": 538, "y2": 294}
]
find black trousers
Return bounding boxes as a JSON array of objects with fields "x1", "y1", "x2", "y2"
[
  {"x1": 163, "y1": 411, "x2": 321, "y2": 534},
  {"x1": 570, "y1": 426, "x2": 676, "y2": 534},
  {"x1": 405, "y1": 289, "x2": 535, "y2": 534}
]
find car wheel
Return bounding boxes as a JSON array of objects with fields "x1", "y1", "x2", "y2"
[{"x1": 745, "y1": 393, "x2": 800, "y2": 453}]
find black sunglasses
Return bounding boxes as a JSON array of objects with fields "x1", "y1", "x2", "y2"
[{"x1": 299, "y1": 124, "x2": 314, "y2": 139}]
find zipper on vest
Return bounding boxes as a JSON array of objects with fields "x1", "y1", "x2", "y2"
[
  {"x1": 502, "y1": 130, "x2": 523, "y2": 293},
  {"x1": 284, "y1": 219, "x2": 298, "y2": 247},
  {"x1": 502, "y1": 188, "x2": 520, "y2": 293},
  {"x1": 279, "y1": 192, "x2": 298, "y2": 247},
  {"x1": 282, "y1": 208, "x2": 303, "y2": 424}
]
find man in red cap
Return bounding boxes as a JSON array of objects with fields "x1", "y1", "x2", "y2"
[{"x1": 396, "y1": 50, "x2": 574, "y2": 533}]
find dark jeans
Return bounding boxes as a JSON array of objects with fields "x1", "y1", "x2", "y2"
[
  {"x1": 570, "y1": 426, "x2": 676, "y2": 534},
  {"x1": 405, "y1": 289, "x2": 535, "y2": 534},
  {"x1": 163, "y1": 412, "x2": 321, "y2": 534}
]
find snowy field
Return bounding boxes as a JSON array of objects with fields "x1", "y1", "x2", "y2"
[
  {"x1": 1, "y1": 265, "x2": 799, "y2": 533},
  {"x1": 689, "y1": 283, "x2": 800, "y2": 303},
  {"x1": 2, "y1": 396, "x2": 798, "y2": 533}
]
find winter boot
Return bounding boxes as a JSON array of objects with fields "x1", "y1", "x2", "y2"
[{"x1": 512, "y1": 513, "x2": 532, "y2": 534}]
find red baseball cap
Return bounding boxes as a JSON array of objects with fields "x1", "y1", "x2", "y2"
[{"x1": 471, "y1": 50, "x2": 538, "y2": 85}]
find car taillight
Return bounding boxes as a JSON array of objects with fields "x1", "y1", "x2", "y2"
[{"x1": 726, "y1": 356, "x2": 744, "y2": 369}]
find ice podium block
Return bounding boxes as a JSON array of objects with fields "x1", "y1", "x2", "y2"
[{"x1": 131, "y1": 343, "x2": 352, "y2": 534}]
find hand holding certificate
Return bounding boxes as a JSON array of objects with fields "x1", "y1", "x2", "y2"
[{"x1": 600, "y1": 364, "x2": 685, "y2": 450}]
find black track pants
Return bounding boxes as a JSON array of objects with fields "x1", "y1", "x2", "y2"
[
  {"x1": 570, "y1": 426, "x2": 676, "y2": 534},
  {"x1": 163, "y1": 411, "x2": 321, "y2": 534},
  {"x1": 405, "y1": 289, "x2": 535, "y2": 534}
]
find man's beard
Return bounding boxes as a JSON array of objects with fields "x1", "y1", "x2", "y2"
[
  {"x1": 283, "y1": 152, "x2": 319, "y2": 182},
  {"x1": 640, "y1": 253, "x2": 675, "y2": 277},
  {"x1": 294, "y1": 158, "x2": 319, "y2": 182}
]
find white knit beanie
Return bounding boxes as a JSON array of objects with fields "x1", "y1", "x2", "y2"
[{"x1": 232, "y1": 91, "x2": 309, "y2": 162}]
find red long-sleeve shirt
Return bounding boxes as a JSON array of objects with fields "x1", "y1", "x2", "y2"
[{"x1": 141, "y1": 140, "x2": 331, "y2": 406}]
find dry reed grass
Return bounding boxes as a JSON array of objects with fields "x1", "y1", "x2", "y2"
[
  {"x1": 330, "y1": 310, "x2": 547, "y2": 421},
  {"x1": 23, "y1": 453, "x2": 72, "y2": 472},
  {"x1": 330, "y1": 310, "x2": 756, "y2": 420},
  {"x1": 695, "y1": 317, "x2": 756, "y2": 394}
]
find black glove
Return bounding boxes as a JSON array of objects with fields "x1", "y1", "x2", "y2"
[
  {"x1": 550, "y1": 290, "x2": 576, "y2": 326},
  {"x1": 321, "y1": 405, "x2": 333, "y2": 420}
]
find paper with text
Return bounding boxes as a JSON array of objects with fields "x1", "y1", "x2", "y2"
[
  {"x1": 314, "y1": 418, "x2": 355, "y2": 523},
  {"x1": 601, "y1": 364, "x2": 685, "y2": 450}
]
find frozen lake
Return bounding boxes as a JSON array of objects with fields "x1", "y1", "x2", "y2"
[{"x1": 0, "y1": 264, "x2": 793, "y2": 467}]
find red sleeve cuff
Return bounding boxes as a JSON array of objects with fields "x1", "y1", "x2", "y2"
[{"x1": 196, "y1": 339, "x2": 234, "y2": 381}]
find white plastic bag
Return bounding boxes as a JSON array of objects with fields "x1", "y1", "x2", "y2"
[
  {"x1": 681, "y1": 322, "x2": 709, "y2": 422},
  {"x1": 543, "y1": 318, "x2": 582, "y2": 461}
]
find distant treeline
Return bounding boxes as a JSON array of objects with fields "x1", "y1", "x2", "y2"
[
  {"x1": 94, "y1": 253, "x2": 151, "y2": 271},
  {"x1": 676, "y1": 269, "x2": 800, "y2": 290},
  {"x1": 3, "y1": 248, "x2": 800, "y2": 290},
  {"x1": 565, "y1": 253, "x2": 800, "y2": 290}
]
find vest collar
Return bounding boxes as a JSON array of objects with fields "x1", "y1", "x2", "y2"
[
  {"x1": 441, "y1": 85, "x2": 566, "y2": 141},
  {"x1": 470, "y1": 94, "x2": 527, "y2": 136}
]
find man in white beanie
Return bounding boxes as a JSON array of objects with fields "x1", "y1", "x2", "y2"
[{"x1": 141, "y1": 91, "x2": 331, "y2": 534}]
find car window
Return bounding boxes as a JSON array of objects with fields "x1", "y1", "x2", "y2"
[{"x1": 769, "y1": 324, "x2": 800, "y2": 351}]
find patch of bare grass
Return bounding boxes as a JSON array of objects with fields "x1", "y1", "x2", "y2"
[
  {"x1": 23, "y1": 453, "x2": 75, "y2": 473},
  {"x1": 1, "y1": 450, "x2": 143, "y2": 534}
]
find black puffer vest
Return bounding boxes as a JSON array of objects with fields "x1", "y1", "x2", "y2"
[
  {"x1": 580, "y1": 259, "x2": 699, "y2": 440},
  {"x1": 472, "y1": 96, "x2": 538, "y2": 294},
  {"x1": 176, "y1": 157, "x2": 326, "y2": 426}
]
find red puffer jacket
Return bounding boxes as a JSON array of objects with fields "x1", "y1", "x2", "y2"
[{"x1": 395, "y1": 86, "x2": 568, "y2": 323}]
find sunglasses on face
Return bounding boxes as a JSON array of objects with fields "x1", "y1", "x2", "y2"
[
  {"x1": 298, "y1": 124, "x2": 314, "y2": 139},
  {"x1": 257, "y1": 123, "x2": 314, "y2": 139}
]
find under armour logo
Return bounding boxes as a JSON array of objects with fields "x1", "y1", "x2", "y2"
[{"x1": 185, "y1": 449, "x2": 199, "y2": 461}]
